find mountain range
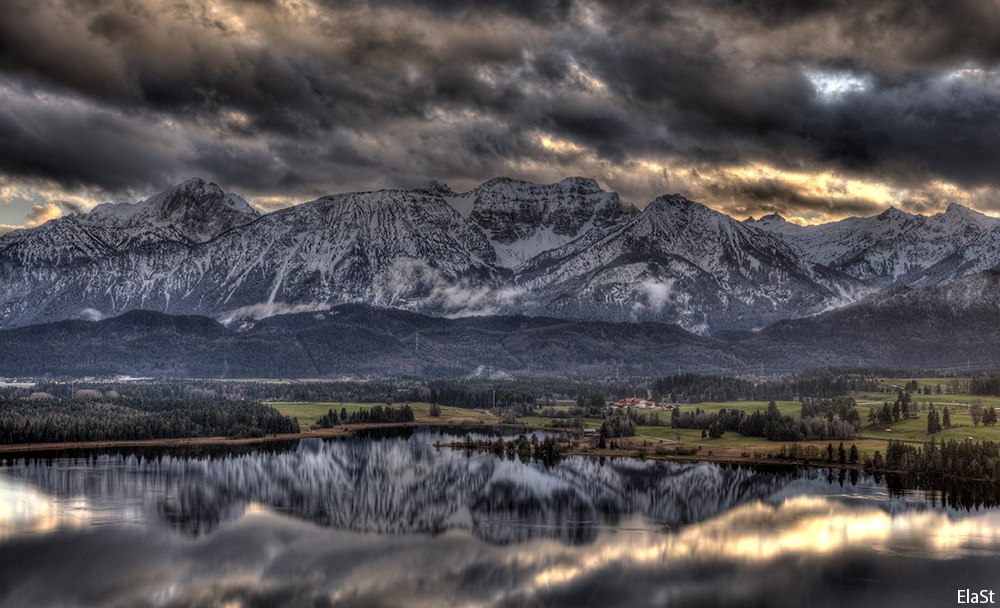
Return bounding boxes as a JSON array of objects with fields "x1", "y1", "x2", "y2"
[
  {"x1": 3, "y1": 267, "x2": 1000, "y2": 377},
  {"x1": 3, "y1": 176, "x2": 997, "y2": 338}
]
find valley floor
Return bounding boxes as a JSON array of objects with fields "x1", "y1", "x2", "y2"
[{"x1": 6, "y1": 389, "x2": 1000, "y2": 486}]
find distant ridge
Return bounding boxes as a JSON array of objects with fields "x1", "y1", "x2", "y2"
[{"x1": 3, "y1": 270, "x2": 1000, "y2": 377}]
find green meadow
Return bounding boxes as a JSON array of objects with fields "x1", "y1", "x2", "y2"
[{"x1": 274, "y1": 401, "x2": 496, "y2": 430}]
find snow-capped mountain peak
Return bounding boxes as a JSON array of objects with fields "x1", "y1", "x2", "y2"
[
  {"x1": 511, "y1": 191, "x2": 859, "y2": 334},
  {"x1": 422, "y1": 179, "x2": 457, "y2": 197},
  {"x1": 941, "y1": 202, "x2": 997, "y2": 231},
  {"x1": 749, "y1": 202, "x2": 1000, "y2": 286},
  {"x1": 0, "y1": 176, "x2": 997, "y2": 334},
  {"x1": 744, "y1": 213, "x2": 809, "y2": 236},
  {"x1": 79, "y1": 178, "x2": 260, "y2": 248},
  {"x1": 467, "y1": 176, "x2": 639, "y2": 269},
  {"x1": 877, "y1": 206, "x2": 911, "y2": 220}
]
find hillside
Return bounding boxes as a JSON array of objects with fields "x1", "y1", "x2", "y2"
[{"x1": 3, "y1": 271, "x2": 1000, "y2": 377}]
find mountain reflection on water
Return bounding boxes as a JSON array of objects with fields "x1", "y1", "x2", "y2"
[
  {"x1": 0, "y1": 430, "x2": 893, "y2": 542},
  {"x1": 3, "y1": 429, "x2": 1000, "y2": 607}
]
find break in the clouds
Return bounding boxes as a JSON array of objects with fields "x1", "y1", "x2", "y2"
[{"x1": 3, "y1": 0, "x2": 1000, "y2": 227}]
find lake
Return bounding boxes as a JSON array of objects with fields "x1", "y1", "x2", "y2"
[{"x1": 2, "y1": 428, "x2": 1000, "y2": 607}]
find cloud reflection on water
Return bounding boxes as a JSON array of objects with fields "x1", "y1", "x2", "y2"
[
  {"x1": 0, "y1": 435, "x2": 911, "y2": 544},
  {"x1": 3, "y1": 473, "x2": 1000, "y2": 607},
  {"x1": 3, "y1": 433, "x2": 1000, "y2": 607}
]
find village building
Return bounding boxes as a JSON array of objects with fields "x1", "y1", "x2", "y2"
[{"x1": 611, "y1": 397, "x2": 673, "y2": 410}]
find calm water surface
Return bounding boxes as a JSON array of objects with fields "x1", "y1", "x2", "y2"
[{"x1": 2, "y1": 428, "x2": 1000, "y2": 607}]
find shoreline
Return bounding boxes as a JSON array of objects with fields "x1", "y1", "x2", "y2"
[
  {"x1": 0, "y1": 420, "x2": 563, "y2": 456},
  {"x1": 0, "y1": 422, "x2": 972, "y2": 482}
]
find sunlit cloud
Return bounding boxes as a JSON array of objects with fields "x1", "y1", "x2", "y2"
[
  {"x1": 0, "y1": 203, "x2": 63, "y2": 234},
  {"x1": 3, "y1": 0, "x2": 1000, "y2": 223},
  {"x1": 805, "y1": 68, "x2": 874, "y2": 101}
]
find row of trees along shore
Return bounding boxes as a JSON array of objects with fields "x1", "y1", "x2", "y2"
[
  {"x1": 867, "y1": 439, "x2": 1000, "y2": 483},
  {"x1": 312, "y1": 404, "x2": 415, "y2": 428},
  {"x1": 0, "y1": 397, "x2": 299, "y2": 444},
  {"x1": 599, "y1": 398, "x2": 862, "y2": 442}
]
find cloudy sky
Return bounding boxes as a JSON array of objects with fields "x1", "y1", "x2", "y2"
[{"x1": 3, "y1": 0, "x2": 1000, "y2": 230}]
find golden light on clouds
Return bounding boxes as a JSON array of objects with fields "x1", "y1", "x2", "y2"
[
  {"x1": 527, "y1": 495, "x2": 1000, "y2": 595},
  {"x1": 538, "y1": 134, "x2": 586, "y2": 156},
  {"x1": 0, "y1": 181, "x2": 108, "y2": 233},
  {"x1": 0, "y1": 475, "x2": 107, "y2": 539},
  {"x1": 0, "y1": 202, "x2": 63, "y2": 234},
  {"x1": 2, "y1": 0, "x2": 1000, "y2": 230}
]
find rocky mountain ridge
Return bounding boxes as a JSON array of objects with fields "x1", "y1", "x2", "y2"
[
  {"x1": 745, "y1": 203, "x2": 999, "y2": 287},
  {"x1": 3, "y1": 269, "x2": 1000, "y2": 377},
  {"x1": 0, "y1": 176, "x2": 997, "y2": 335}
]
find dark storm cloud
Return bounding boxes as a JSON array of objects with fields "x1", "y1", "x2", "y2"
[
  {"x1": 317, "y1": 0, "x2": 574, "y2": 22},
  {"x1": 57, "y1": 200, "x2": 85, "y2": 214},
  {"x1": 2, "y1": 0, "x2": 1000, "y2": 215},
  {"x1": 0, "y1": 79, "x2": 187, "y2": 193},
  {"x1": 802, "y1": 74, "x2": 1000, "y2": 188}
]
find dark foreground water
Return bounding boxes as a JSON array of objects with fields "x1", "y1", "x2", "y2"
[{"x1": 2, "y1": 429, "x2": 1000, "y2": 608}]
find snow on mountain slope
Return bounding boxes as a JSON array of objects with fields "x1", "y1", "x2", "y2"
[
  {"x1": 200, "y1": 187, "x2": 502, "y2": 317},
  {"x1": 80, "y1": 178, "x2": 260, "y2": 248},
  {"x1": 909, "y1": 222, "x2": 1000, "y2": 286},
  {"x1": 0, "y1": 186, "x2": 505, "y2": 327},
  {"x1": 0, "y1": 178, "x2": 260, "y2": 265},
  {"x1": 466, "y1": 177, "x2": 639, "y2": 269},
  {"x1": 515, "y1": 194, "x2": 862, "y2": 334},
  {"x1": 743, "y1": 213, "x2": 811, "y2": 236},
  {"x1": 747, "y1": 204, "x2": 998, "y2": 286},
  {"x1": 0, "y1": 175, "x2": 992, "y2": 334},
  {"x1": 0, "y1": 215, "x2": 116, "y2": 266}
]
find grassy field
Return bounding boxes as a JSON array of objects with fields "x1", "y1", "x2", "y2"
[
  {"x1": 853, "y1": 392, "x2": 1000, "y2": 410},
  {"x1": 273, "y1": 401, "x2": 495, "y2": 430},
  {"x1": 673, "y1": 400, "x2": 801, "y2": 416},
  {"x1": 518, "y1": 417, "x2": 603, "y2": 429},
  {"x1": 274, "y1": 383, "x2": 1000, "y2": 457},
  {"x1": 858, "y1": 399, "x2": 1000, "y2": 439},
  {"x1": 880, "y1": 378, "x2": 952, "y2": 389},
  {"x1": 520, "y1": 389, "x2": 1000, "y2": 459}
]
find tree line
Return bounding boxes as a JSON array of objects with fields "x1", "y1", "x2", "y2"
[
  {"x1": 970, "y1": 373, "x2": 1000, "y2": 397},
  {"x1": 870, "y1": 438, "x2": 1000, "y2": 484},
  {"x1": 0, "y1": 397, "x2": 299, "y2": 445},
  {"x1": 670, "y1": 399, "x2": 861, "y2": 442},
  {"x1": 313, "y1": 405, "x2": 415, "y2": 428},
  {"x1": 651, "y1": 373, "x2": 879, "y2": 403}
]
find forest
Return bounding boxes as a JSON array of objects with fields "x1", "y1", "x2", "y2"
[
  {"x1": 0, "y1": 397, "x2": 299, "y2": 444},
  {"x1": 870, "y1": 438, "x2": 1000, "y2": 484},
  {"x1": 667, "y1": 398, "x2": 861, "y2": 441},
  {"x1": 970, "y1": 373, "x2": 1000, "y2": 397},
  {"x1": 313, "y1": 404, "x2": 415, "y2": 427},
  {"x1": 651, "y1": 373, "x2": 881, "y2": 403},
  {"x1": 8, "y1": 366, "x2": 919, "y2": 411}
]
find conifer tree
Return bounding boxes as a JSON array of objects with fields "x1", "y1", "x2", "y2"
[
  {"x1": 985, "y1": 406, "x2": 998, "y2": 426},
  {"x1": 927, "y1": 405, "x2": 941, "y2": 434}
]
